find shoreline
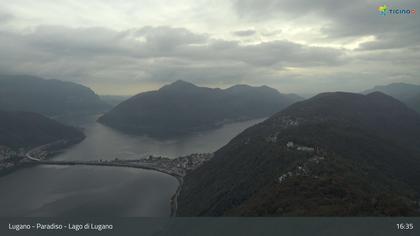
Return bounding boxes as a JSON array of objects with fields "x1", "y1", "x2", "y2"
[
  {"x1": 170, "y1": 176, "x2": 184, "y2": 217},
  {"x1": 0, "y1": 137, "x2": 85, "y2": 177},
  {"x1": 18, "y1": 152, "x2": 212, "y2": 217},
  {"x1": 2, "y1": 133, "x2": 211, "y2": 217},
  {"x1": 37, "y1": 159, "x2": 185, "y2": 216},
  {"x1": 32, "y1": 160, "x2": 184, "y2": 216},
  {"x1": 98, "y1": 117, "x2": 266, "y2": 140}
]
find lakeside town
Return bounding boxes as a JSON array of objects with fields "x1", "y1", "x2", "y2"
[
  {"x1": 1, "y1": 141, "x2": 214, "y2": 178},
  {"x1": 0, "y1": 138, "x2": 85, "y2": 176},
  {"x1": 0, "y1": 146, "x2": 26, "y2": 176},
  {"x1": 121, "y1": 153, "x2": 214, "y2": 176}
]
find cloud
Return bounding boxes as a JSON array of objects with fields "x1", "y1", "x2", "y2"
[
  {"x1": 0, "y1": 1, "x2": 418, "y2": 95},
  {"x1": 132, "y1": 26, "x2": 208, "y2": 51},
  {"x1": 232, "y1": 29, "x2": 256, "y2": 37},
  {"x1": 0, "y1": 8, "x2": 13, "y2": 24},
  {"x1": 0, "y1": 25, "x2": 349, "y2": 94}
]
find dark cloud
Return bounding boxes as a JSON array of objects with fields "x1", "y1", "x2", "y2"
[
  {"x1": 233, "y1": 0, "x2": 420, "y2": 50},
  {"x1": 358, "y1": 28, "x2": 420, "y2": 51},
  {"x1": 182, "y1": 39, "x2": 346, "y2": 67},
  {"x1": 0, "y1": 25, "x2": 346, "y2": 92},
  {"x1": 0, "y1": 0, "x2": 418, "y2": 94},
  {"x1": 233, "y1": 0, "x2": 345, "y2": 20},
  {"x1": 27, "y1": 26, "x2": 127, "y2": 55}
]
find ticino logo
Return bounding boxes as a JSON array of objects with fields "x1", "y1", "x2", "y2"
[{"x1": 378, "y1": 5, "x2": 416, "y2": 15}]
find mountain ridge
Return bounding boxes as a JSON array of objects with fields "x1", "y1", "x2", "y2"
[
  {"x1": 0, "y1": 74, "x2": 110, "y2": 117},
  {"x1": 0, "y1": 110, "x2": 85, "y2": 149},
  {"x1": 98, "y1": 80, "x2": 302, "y2": 137},
  {"x1": 177, "y1": 91, "x2": 420, "y2": 216},
  {"x1": 363, "y1": 83, "x2": 420, "y2": 113}
]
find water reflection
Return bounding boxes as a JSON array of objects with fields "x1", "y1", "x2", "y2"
[
  {"x1": 0, "y1": 165, "x2": 178, "y2": 216},
  {"x1": 56, "y1": 116, "x2": 265, "y2": 161}
]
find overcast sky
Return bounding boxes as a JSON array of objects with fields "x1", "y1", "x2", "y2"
[{"x1": 0, "y1": 0, "x2": 419, "y2": 95}]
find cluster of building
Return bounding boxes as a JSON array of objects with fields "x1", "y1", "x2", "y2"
[
  {"x1": 286, "y1": 141, "x2": 315, "y2": 152},
  {"x1": 0, "y1": 146, "x2": 15, "y2": 160},
  {"x1": 120, "y1": 153, "x2": 214, "y2": 177},
  {"x1": 26, "y1": 148, "x2": 49, "y2": 160},
  {"x1": 277, "y1": 141, "x2": 327, "y2": 184},
  {"x1": 172, "y1": 153, "x2": 213, "y2": 171},
  {"x1": 277, "y1": 155, "x2": 326, "y2": 184},
  {"x1": 146, "y1": 153, "x2": 213, "y2": 172},
  {"x1": 25, "y1": 139, "x2": 73, "y2": 161},
  {"x1": 0, "y1": 146, "x2": 25, "y2": 174},
  {"x1": 265, "y1": 133, "x2": 279, "y2": 143}
]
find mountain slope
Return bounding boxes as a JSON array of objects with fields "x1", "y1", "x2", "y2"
[
  {"x1": 100, "y1": 95, "x2": 130, "y2": 107},
  {"x1": 407, "y1": 94, "x2": 420, "y2": 113},
  {"x1": 0, "y1": 74, "x2": 109, "y2": 116},
  {"x1": 177, "y1": 92, "x2": 420, "y2": 216},
  {"x1": 363, "y1": 83, "x2": 420, "y2": 113},
  {"x1": 98, "y1": 81, "x2": 302, "y2": 137},
  {"x1": 0, "y1": 110, "x2": 85, "y2": 149}
]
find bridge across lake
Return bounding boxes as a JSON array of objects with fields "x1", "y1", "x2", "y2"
[{"x1": 36, "y1": 159, "x2": 184, "y2": 178}]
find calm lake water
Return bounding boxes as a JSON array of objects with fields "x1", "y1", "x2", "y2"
[{"x1": 0, "y1": 116, "x2": 264, "y2": 217}]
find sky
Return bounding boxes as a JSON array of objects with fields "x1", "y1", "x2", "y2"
[{"x1": 0, "y1": 0, "x2": 419, "y2": 95}]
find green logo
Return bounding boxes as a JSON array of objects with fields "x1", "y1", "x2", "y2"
[{"x1": 378, "y1": 5, "x2": 388, "y2": 15}]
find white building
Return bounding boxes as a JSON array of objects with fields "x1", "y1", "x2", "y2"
[{"x1": 286, "y1": 141, "x2": 295, "y2": 148}]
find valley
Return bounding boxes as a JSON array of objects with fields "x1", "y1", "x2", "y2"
[{"x1": 1, "y1": 75, "x2": 420, "y2": 217}]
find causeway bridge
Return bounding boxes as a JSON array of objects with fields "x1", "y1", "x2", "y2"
[
  {"x1": 35, "y1": 159, "x2": 184, "y2": 178},
  {"x1": 25, "y1": 156, "x2": 185, "y2": 216}
]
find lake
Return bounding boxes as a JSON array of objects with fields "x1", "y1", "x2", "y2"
[{"x1": 0, "y1": 116, "x2": 264, "y2": 216}]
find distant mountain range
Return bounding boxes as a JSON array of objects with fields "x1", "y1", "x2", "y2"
[
  {"x1": 100, "y1": 95, "x2": 131, "y2": 107},
  {"x1": 363, "y1": 83, "x2": 420, "y2": 113},
  {"x1": 0, "y1": 110, "x2": 85, "y2": 149},
  {"x1": 177, "y1": 92, "x2": 420, "y2": 216},
  {"x1": 98, "y1": 80, "x2": 302, "y2": 137},
  {"x1": 0, "y1": 74, "x2": 109, "y2": 117}
]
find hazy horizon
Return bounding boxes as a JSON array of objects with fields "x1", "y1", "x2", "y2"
[{"x1": 0, "y1": 0, "x2": 419, "y2": 95}]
